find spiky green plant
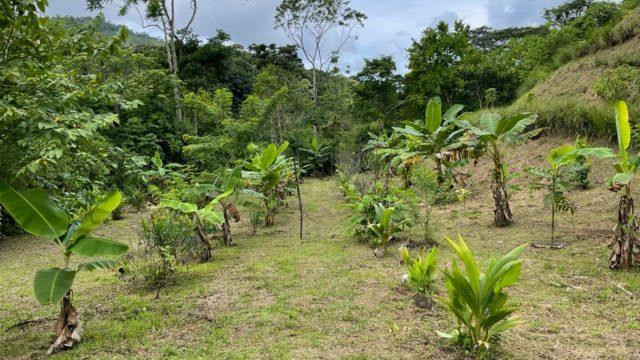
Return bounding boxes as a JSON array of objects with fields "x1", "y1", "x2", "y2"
[
  {"x1": 399, "y1": 246, "x2": 438, "y2": 296},
  {"x1": 437, "y1": 235, "x2": 527, "y2": 357}
]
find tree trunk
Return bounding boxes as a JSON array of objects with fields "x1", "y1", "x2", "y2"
[
  {"x1": 47, "y1": 290, "x2": 82, "y2": 355},
  {"x1": 294, "y1": 152, "x2": 303, "y2": 240},
  {"x1": 491, "y1": 172, "x2": 513, "y2": 227},
  {"x1": 609, "y1": 194, "x2": 640, "y2": 269}
]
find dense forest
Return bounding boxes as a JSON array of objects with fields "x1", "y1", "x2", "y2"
[{"x1": 2, "y1": 0, "x2": 640, "y2": 358}]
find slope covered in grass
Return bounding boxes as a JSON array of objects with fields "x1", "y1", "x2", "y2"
[
  {"x1": 503, "y1": 7, "x2": 640, "y2": 137},
  {"x1": 1, "y1": 136, "x2": 640, "y2": 359}
]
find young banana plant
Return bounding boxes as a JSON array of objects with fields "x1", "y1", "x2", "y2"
[
  {"x1": 159, "y1": 191, "x2": 228, "y2": 262},
  {"x1": 393, "y1": 97, "x2": 464, "y2": 185},
  {"x1": 608, "y1": 101, "x2": 640, "y2": 269},
  {"x1": 0, "y1": 180, "x2": 128, "y2": 354},
  {"x1": 242, "y1": 141, "x2": 293, "y2": 226},
  {"x1": 455, "y1": 112, "x2": 541, "y2": 227},
  {"x1": 527, "y1": 145, "x2": 613, "y2": 245}
]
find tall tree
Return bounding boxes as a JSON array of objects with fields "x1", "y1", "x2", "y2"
[
  {"x1": 274, "y1": 0, "x2": 366, "y2": 106},
  {"x1": 86, "y1": 0, "x2": 198, "y2": 122},
  {"x1": 353, "y1": 56, "x2": 403, "y2": 130},
  {"x1": 404, "y1": 21, "x2": 473, "y2": 117}
]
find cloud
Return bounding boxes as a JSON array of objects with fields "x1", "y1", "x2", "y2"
[
  {"x1": 45, "y1": 0, "x2": 565, "y2": 74},
  {"x1": 485, "y1": 0, "x2": 565, "y2": 27}
]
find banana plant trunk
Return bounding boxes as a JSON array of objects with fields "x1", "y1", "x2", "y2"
[
  {"x1": 47, "y1": 290, "x2": 82, "y2": 355},
  {"x1": 195, "y1": 222, "x2": 213, "y2": 262},
  {"x1": 492, "y1": 166, "x2": 513, "y2": 227},
  {"x1": 609, "y1": 194, "x2": 640, "y2": 269},
  {"x1": 222, "y1": 207, "x2": 232, "y2": 246}
]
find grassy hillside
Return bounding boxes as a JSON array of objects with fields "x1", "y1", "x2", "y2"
[
  {"x1": 1, "y1": 135, "x2": 639, "y2": 359},
  {"x1": 501, "y1": 7, "x2": 640, "y2": 137}
]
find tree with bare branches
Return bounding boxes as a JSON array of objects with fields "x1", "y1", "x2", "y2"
[
  {"x1": 86, "y1": 0, "x2": 198, "y2": 122},
  {"x1": 274, "y1": 0, "x2": 366, "y2": 106}
]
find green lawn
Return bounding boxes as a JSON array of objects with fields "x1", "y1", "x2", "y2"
[{"x1": 2, "y1": 138, "x2": 640, "y2": 359}]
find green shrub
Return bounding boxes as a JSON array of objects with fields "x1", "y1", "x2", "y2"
[
  {"x1": 437, "y1": 236, "x2": 527, "y2": 357},
  {"x1": 140, "y1": 210, "x2": 202, "y2": 261},
  {"x1": 410, "y1": 166, "x2": 439, "y2": 243},
  {"x1": 593, "y1": 65, "x2": 640, "y2": 103},
  {"x1": 399, "y1": 246, "x2": 438, "y2": 296}
]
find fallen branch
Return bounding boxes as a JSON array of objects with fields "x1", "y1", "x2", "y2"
[
  {"x1": 5, "y1": 316, "x2": 55, "y2": 332},
  {"x1": 617, "y1": 283, "x2": 635, "y2": 298}
]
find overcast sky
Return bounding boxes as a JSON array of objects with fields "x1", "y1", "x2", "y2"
[{"x1": 46, "y1": 0, "x2": 565, "y2": 73}]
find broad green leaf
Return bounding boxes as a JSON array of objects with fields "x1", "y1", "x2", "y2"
[
  {"x1": 199, "y1": 209, "x2": 224, "y2": 225},
  {"x1": 68, "y1": 236, "x2": 128, "y2": 257},
  {"x1": 71, "y1": 191, "x2": 122, "y2": 242},
  {"x1": 160, "y1": 199, "x2": 198, "y2": 214},
  {"x1": 260, "y1": 144, "x2": 278, "y2": 170},
  {"x1": 78, "y1": 259, "x2": 116, "y2": 271},
  {"x1": 615, "y1": 101, "x2": 630, "y2": 160},
  {"x1": 34, "y1": 268, "x2": 76, "y2": 305},
  {"x1": 425, "y1": 97, "x2": 443, "y2": 134},
  {"x1": 0, "y1": 179, "x2": 69, "y2": 239},
  {"x1": 612, "y1": 172, "x2": 634, "y2": 186},
  {"x1": 277, "y1": 141, "x2": 289, "y2": 156},
  {"x1": 480, "y1": 113, "x2": 500, "y2": 134},
  {"x1": 443, "y1": 104, "x2": 464, "y2": 122}
]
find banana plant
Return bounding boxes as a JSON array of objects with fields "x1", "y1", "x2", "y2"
[
  {"x1": 242, "y1": 141, "x2": 294, "y2": 226},
  {"x1": 455, "y1": 112, "x2": 541, "y2": 227},
  {"x1": 437, "y1": 235, "x2": 526, "y2": 357},
  {"x1": 527, "y1": 145, "x2": 613, "y2": 244},
  {"x1": 608, "y1": 101, "x2": 640, "y2": 269},
  {"x1": 159, "y1": 191, "x2": 228, "y2": 262},
  {"x1": 393, "y1": 97, "x2": 464, "y2": 184},
  {"x1": 300, "y1": 135, "x2": 331, "y2": 176},
  {"x1": 364, "y1": 132, "x2": 420, "y2": 188},
  {"x1": 0, "y1": 180, "x2": 128, "y2": 354}
]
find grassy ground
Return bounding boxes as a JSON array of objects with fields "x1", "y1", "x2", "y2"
[{"x1": 1, "y1": 135, "x2": 640, "y2": 359}]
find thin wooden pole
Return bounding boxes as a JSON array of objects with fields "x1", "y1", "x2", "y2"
[{"x1": 294, "y1": 150, "x2": 303, "y2": 240}]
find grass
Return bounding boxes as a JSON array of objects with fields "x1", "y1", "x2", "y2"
[{"x1": 1, "y1": 135, "x2": 640, "y2": 359}]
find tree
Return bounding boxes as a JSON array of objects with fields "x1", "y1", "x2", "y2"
[
  {"x1": 527, "y1": 145, "x2": 612, "y2": 244},
  {"x1": 543, "y1": 0, "x2": 593, "y2": 28},
  {"x1": 274, "y1": 0, "x2": 366, "y2": 106},
  {"x1": 353, "y1": 56, "x2": 403, "y2": 130},
  {"x1": 404, "y1": 21, "x2": 472, "y2": 116},
  {"x1": 455, "y1": 112, "x2": 541, "y2": 227},
  {"x1": 87, "y1": 0, "x2": 199, "y2": 122},
  {"x1": 249, "y1": 43, "x2": 304, "y2": 71},
  {"x1": 0, "y1": 181, "x2": 128, "y2": 354}
]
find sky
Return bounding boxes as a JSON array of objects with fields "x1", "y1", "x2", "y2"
[{"x1": 46, "y1": 0, "x2": 566, "y2": 73}]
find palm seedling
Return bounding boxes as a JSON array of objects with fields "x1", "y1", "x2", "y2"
[
  {"x1": 0, "y1": 180, "x2": 128, "y2": 354},
  {"x1": 438, "y1": 235, "x2": 527, "y2": 358},
  {"x1": 368, "y1": 203, "x2": 408, "y2": 254},
  {"x1": 399, "y1": 246, "x2": 438, "y2": 298}
]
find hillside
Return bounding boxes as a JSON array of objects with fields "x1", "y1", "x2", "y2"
[{"x1": 506, "y1": 7, "x2": 640, "y2": 137}]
